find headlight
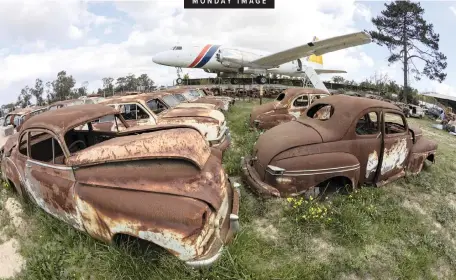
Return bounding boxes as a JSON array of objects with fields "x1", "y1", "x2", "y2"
[{"x1": 266, "y1": 165, "x2": 285, "y2": 176}]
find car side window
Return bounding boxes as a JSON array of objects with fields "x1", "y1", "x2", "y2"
[
  {"x1": 356, "y1": 112, "x2": 379, "y2": 135},
  {"x1": 293, "y1": 95, "x2": 309, "y2": 107},
  {"x1": 146, "y1": 99, "x2": 167, "y2": 115},
  {"x1": 120, "y1": 104, "x2": 149, "y2": 121},
  {"x1": 29, "y1": 132, "x2": 65, "y2": 164},
  {"x1": 384, "y1": 112, "x2": 407, "y2": 134},
  {"x1": 19, "y1": 132, "x2": 28, "y2": 156}
]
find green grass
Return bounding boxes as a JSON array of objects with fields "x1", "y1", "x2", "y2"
[{"x1": 2, "y1": 100, "x2": 456, "y2": 279}]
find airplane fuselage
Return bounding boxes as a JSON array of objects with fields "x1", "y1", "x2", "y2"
[{"x1": 152, "y1": 44, "x2": 325, "y2": 77}]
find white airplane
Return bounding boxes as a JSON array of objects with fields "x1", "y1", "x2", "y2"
[{"x1": 152, "y1": 31, "x2": 372, "y2": 91}]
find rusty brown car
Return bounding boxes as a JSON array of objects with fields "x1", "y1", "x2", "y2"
[
  {"x1": 241, "y1": 95, "x2": 437, "y2": 198},
  {"x1": 1, "y1": 104, "x2": 240, "y2": 267},
  {"x1": 0, "y1": 106, "x2": 47, "y2": 153},
  {"x1": 249, "y1": 88, "x2": 330, "y2": 130},
  {"x1": 164, "y1": 88, "x2": 227, "y2": 111},
  {"x1": 98, "y1": 93, "x2": 231, "y2": 152}
]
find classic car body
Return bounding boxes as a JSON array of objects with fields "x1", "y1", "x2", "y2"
[
  {"x1": 249, "y1": 88, "x2": 330, "y2": 130},
  {"x1": 406, "y1": 104, "x2": 425, "y2": 118},
  {"x1": 183, "y1": 87, "x2": 234, "y2": 111},
  {"x1": 164, "y1": 88, "x2": 227, "y2": 111},
  {"x1": 1, "y1": 104, "x2": 240, "y2": 267},
  {"x1": 98, "y1": 93, "x2": 231, "y2": 151},
  {"x1": 241, "y1": 95, "x2": 437, "y2": 198},
  {"x1": 0, "y1": 106, "x2": 47, "y2": 153},
  {"x1": 47, "y1": 97, "x2": 105, "y2": 111}
]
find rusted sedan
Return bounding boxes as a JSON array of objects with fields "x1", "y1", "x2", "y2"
[
  {"x1": 0, "y1": 106, "x2": 47, "y2": 153},
  {"x1": 1, "y1": 104, "x2": 240, "y2": 267},
  {"x1": 249, "y1": 88, "x2": 330, "y2": 130},
  {"x1": 98, "y1": 93, "x2": 231, "y2": 152},
  {"x1": 164, "y1": 88, "x2": 227, "y2": 111},
  {"x1": 241, "y1": 95, "x2": 437, "y2": 198}
]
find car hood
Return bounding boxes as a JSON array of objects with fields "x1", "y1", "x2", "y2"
[
  {"x1": 67, "y1": 127, "x2": 211, "y2": 169},
  {"x1": 409, "y1": 124, "x2": 423, "y2": 140},
  {"x1": 160, "y1": 107, "x2": 225, "y2": 125},
  {"x1": 253, "y1": 121, "x2": 322, "y2": 178},
  {"x1": 194, "y1": 97, "x2": 224, "y2": 109},
  {"x1": 250, "y1": 101, "x2": 280, "y2": 121},
  {"x1": 175, "y1": 102, "x2": 217, "y2": 110}
]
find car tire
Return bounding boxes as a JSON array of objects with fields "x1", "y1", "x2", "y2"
[{"x1": 257, "y1": 76, "x2": 267, "y2": 84}]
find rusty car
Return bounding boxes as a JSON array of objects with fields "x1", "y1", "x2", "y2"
[
  {"x1": 181, "y1": 87, "x2": 234, "y2": 111},
  {"x1": 164, "y1": 88, "x2": 227, "y2": 111},
  {"x1": 249, "y1": 88, "x2": 330, "y2": 130},
  {"x1": 241, "y1": 95, "x2": 437, "y2": 198},
  {"x1": 1, "y1": 104, "x2": 240, "y2": 267},
  {"x1": 98, "y1": 93, "x2": 231, "y2": 152},
  {"x1": 0, "y1": 106, "x2": 47, "y2": 154}
]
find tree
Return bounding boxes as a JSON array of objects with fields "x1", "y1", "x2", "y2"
[
  {"x1": 30, "y1": 78, "x2": 44, "y2": 106},
  {"x1": 51, "y1": 71, "x2": 76, "y2": 101},
  {"x1": 137, "y1": 74, "x2": 154, "y2": 91},
  {"x1": 116, "y1": 76, "x2": 127, "y2": 92},
  {"x1": 45, "y1": 81, "x2": 54, "y2": 104},
  {"x1": 370, "y1": 1, "x2": 447, "y2": 103},
  {"x1": 331, "y1": 76, "x2": 346, "y2": 84},
  {"x1": 183, "y1": 73, "x2": 190, "y2": 80},
  {"x1": 17, "y1": 86, "x2": 32, "y2": 108},
  {"x1": 102, "y1": 77, "x2": 114, "y2": 97},
  {"x1": 125, "y1": 74, "x2": 137, "y2": 91}
]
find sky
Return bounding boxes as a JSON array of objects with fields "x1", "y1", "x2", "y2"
[{"x1": 0, "y1": 0, "x2": 456, "y2": 105}]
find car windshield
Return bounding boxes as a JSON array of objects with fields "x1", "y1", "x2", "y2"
[
  {"x1": 174, "y1": 93, "x2": 187, "y2": 102},
  {"x1": 162, "y1": 95, "x2": 181, "y2": 107},
  {"x1": 183, "y1": 91, "x2": 198, "y2": 101}
]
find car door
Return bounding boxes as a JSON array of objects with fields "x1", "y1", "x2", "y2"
[
  {"x1": 23, "y1": 130, "x2": 84, "y2": 231},
  {"x1": 352, "y1": 109, "x2": 382, "y2": 184},
  {"x1": 376, "y1": 110, "x2": 413, "y2": 184},
  {"x1": 288, "y1": 94, "x2": 309, "y2": 118}
]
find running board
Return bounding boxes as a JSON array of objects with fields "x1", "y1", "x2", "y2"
[{"x1": 301, "y1": 66, "x2": 329, "y2": 93}]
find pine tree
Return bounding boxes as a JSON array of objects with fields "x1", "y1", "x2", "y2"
[{"x1": 370, "y1": 1, "x2": 447, "y2": 103}]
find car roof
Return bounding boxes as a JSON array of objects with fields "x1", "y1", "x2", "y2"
[
  {"x1": 297, "y1": 95, "x2": 402, "y2": 142},
  {"x1": 8, "y1": 106, "x2": 44, "y2": 116},
  {"x1": 280, "y1": 87, "x2": 330, "y2": 103},
  {"x1": 98, "y1": 92, "x2": 174, "y2": 105},
  {"x1": 20, "y1": 104, "x2": 119, "y2": 135}
]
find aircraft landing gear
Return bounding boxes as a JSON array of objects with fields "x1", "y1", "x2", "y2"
[
  {"x1": 256, "y1": 75, "x2": 268, "y2": 84},
  {"x1": 231, "y1": 78, "x2": 239, "y2": 84},
  {"x1": 176, "y1": 78, "x2": 183, "y2": 85},
  {"x1": 175, "y1": 67, "x2": 183, "y2": 85}
]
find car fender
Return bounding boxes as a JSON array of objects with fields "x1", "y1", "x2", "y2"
[{"x1": 269, "y1": 152, "x2": 361, "y2": 195}]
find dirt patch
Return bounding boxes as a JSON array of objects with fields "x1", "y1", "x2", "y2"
[
  {"x1": 402, "y1": 199, "x2": 427, "y2": 216},
  {"x1": 310, "y1": 237, "x2": 334, "y2": 262},
  {"x1": 431, "y1": 259, "x2": 452, "y2": 279},
  {"x1": 253, "y1": 218, "x2": 279, "y2": 242},
  {"x1": 5, "y1": 198, "x2": 25, "y2": 232},
  {"x1": 0, "y1": 238, "x2": 26, "y2": 279}
]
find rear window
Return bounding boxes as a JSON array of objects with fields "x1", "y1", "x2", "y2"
[
  {"x1": 306, "y1": 104, "x2": 334, "y2": 121},
  {"x1": 276, "y1": 93, "x2": 285, "y2": 101}
]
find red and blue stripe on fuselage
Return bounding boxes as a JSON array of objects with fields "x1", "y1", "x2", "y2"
[{"x1": 188, "y1": 44, "x2": 221, "y2": 68}]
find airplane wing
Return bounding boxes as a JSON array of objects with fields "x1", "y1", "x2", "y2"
[
  {"x1": 250, "y1": 31, "x2": 372, "y2": 68},
  {"x1": 314, "y1": 69, "x2": 347, "y2": 74}
]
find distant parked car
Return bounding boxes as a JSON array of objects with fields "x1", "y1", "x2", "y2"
[
  {"x1": 241, "y1": 95, "x2": 437, "y2": 198},
  {"x1": 1, "y1": 104, "x2": 240, "y2": 267},
  {"x1": 249, "y1": 88, "x2": 330, "y2": 130},
  {"x1": 164, "y1": 88, "x2": 227, "y2": 112},
  {"x1": 406, "y1": 104, "x2": 425, "y2": 118}
]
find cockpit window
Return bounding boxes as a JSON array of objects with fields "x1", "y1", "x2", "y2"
[
  {"x1": 306, "y1": 104, "x2": 334, "y2": 121},
  {"x1": 171, "y1": 46, "x2": 182, "y2": 50}
]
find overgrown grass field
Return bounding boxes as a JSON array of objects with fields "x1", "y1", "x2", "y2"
[{"x1": 2, "y1": 100, "x2": 456, "y2": 279}]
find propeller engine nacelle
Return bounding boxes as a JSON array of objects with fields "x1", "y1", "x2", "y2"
[{"x1": 215, "y1": 48, "x2": 244, "y2": 68}]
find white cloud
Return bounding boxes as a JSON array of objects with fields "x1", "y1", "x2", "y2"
[
  {"x1": 68, "y1": 25, "x2": 84, "y2": 40},
  {"x1": 103, "y1": 27, "x2": 113, "y2": 35},
  {"x1": 0, "y1": 0, "x2": 381, "y2": 103},
  {"x1": 450, "y1": 6, "x2": 456, "y2": 16}
]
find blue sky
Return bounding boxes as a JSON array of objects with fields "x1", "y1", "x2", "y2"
[{"x1": 0, "y1": 0, "x2": 455, "y2": 104}]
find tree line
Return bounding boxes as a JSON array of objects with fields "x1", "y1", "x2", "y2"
[{"x1": 2, "y1": 71, "x2": 155, "y2": 114}]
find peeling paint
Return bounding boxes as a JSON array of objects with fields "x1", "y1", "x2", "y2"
[
  {"x1": 381, "y1": 138, "x2": 408, "y2": 175},
  {"x1": 366, "y1": 150, "x2": 379, "y2": 178}
]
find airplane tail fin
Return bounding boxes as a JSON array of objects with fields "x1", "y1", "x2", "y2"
[{"x1": 307, "y1": 36, "x2": 323, "y2": 65}]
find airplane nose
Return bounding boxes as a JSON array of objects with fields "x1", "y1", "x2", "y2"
[{"x1": 152, "y1": 53, "x2": 166, "y2": 65}]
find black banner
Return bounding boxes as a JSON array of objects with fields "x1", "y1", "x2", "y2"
[{"x1": 184, "y1": 0, "x2": 275, "y2": 9}]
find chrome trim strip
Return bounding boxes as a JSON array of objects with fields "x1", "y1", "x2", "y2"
[
  {"x1": 27, "y1": 159, "x2": 73, "y2": 170},
  {"x1": 282, "y1": 167, "x2": 360, "y2": 177},
  {"x1": 273, "y1": 164, "x2": 360, "y2": 173}
]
